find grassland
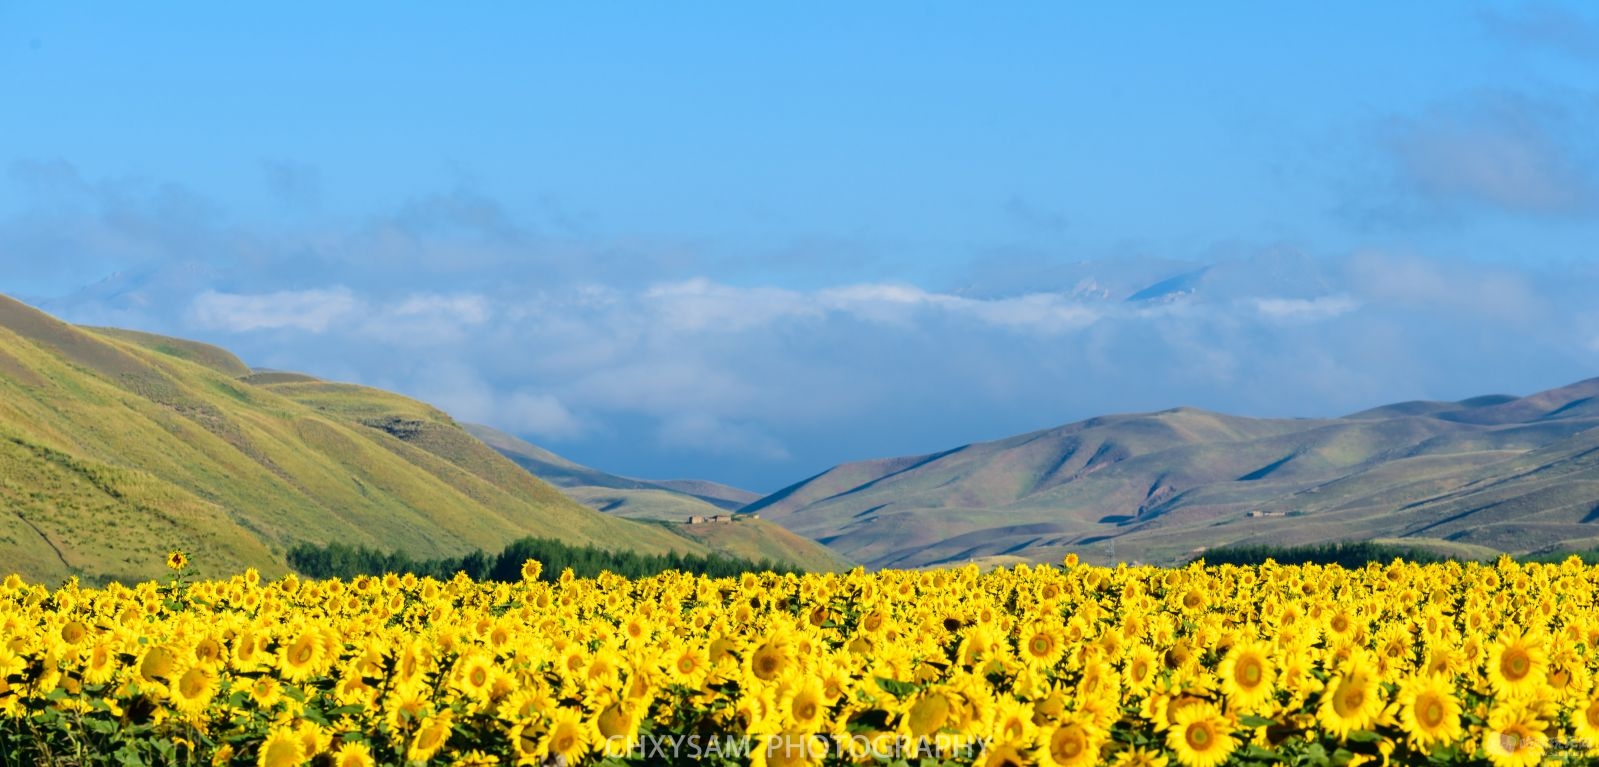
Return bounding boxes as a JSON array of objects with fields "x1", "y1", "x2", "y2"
[{"x1": 0, "y1": 295, "x2": 728, "y2": 583}]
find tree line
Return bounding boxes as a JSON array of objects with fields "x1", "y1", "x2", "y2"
[
  {"x1": 1192, "y1": 540, "x2": 1456, "y2": 568},
  {"x1": 285, "y1": 536, "x2": 802, "y2": 582}
]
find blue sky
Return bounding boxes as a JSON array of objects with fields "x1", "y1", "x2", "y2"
[{"x1": 3, "y1": 3, "x2": 1599, "y2": 491}]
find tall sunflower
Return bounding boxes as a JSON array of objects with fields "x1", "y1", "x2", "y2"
[
  {"x1": 1396, "y1": 674, "x2": 1462, "y2": 753},
  {"x1": 1165, "y1": 701, "x2": 1234, "y2": 767},
  {"x1": 1217, "y1": 640, "x2": 1274, "y2": 713},
  {"x1": 1316, "y1": 653, "x2": 1384, "y2": 740},
  {"x1": 1483, "y1": 704, "x2": 1547, "y2": 767},
  {"x1": 1485, "y1": 630, "x2": 1548, "y2": 699},
  {"x1": 1036, "y1": 718, "x2": 1101, "y2": 767}
]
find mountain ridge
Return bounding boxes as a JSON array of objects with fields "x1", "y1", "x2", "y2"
[{"x1": 741, "y1": 377, "x2": 1599, "y2": 568}]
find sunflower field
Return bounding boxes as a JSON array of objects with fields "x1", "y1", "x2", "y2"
[{"x1": 2, "y1": 554, "x2": 1596, "y2": 767}]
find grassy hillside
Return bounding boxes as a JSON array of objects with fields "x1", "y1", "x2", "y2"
[
  {"x1": 464, "y1": 423, "x2": 846, "y2": 570},
  {"x1": 0, "y1": 295, "x2": 708, "y2": 584},
  {"x1": 745, "y1": 378, "x2": 1599, "y2": 568}
]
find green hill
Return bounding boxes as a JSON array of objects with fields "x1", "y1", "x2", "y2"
[
  {"x1": 0, "y1": 295, "x2": 710, "y2": 584},
  {"x1": 744, "y1": 378, "x2": 1599, "y2": 568}
]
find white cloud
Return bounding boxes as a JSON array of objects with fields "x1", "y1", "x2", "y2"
[
  {"x1": 390, "y1": 293, "x2": 491, "y2": 325},
  {"x1": 499, "y1": 391, "x2": 584, "y2": 440},
  {"x1": 189, "y1": 287, "x2": 361, "y2": 332},
  {"x1": 1249, "y1": 295, "x2": 1359, "y2": 321},
  {"x1": 1345, "y1": 251, "x2": 1544, "y2": 325},
  {"x1": 643, "y1": 278, "x2": 814, "y2": 332}
]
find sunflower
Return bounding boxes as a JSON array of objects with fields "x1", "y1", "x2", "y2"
[
  {"x1": 594, "y1": 698, "x2": 643, "y2": 757},
  {"x1": 166, "y1": 551, "x2": 189, "y2": 572},
  {"x1": 294, "y1": 721, "x2": 332, "y2": 762},
  {"x1": 748, "y1": 639, "x2": 790, "y2": 684},
  {"x1": 1166, "y1": 701, "x2": 1234, "y2": 767},
  {"x1": 168, "y1": 665, "x2": 217, "y2": 718},
  {"x1": 1396, "y1": 674, "x2": 1461, "y2": 752},
  {"x1": 255, "y1": 728, "x2": 303, "y2": 767},
  {"x1": 408, "y1": 712, "x2": 454, "y2": 762},
  {"x1": 1316, "y1": 654, "x2": 1384, "y2": 740},
  {"x1": 1483, "y1": 704, "x2": 1547, "y2": 767},
  {"x1": 1572, "y1": 686, "x2": 1599, "y2": 755},
  {"x1": 59, "y1": 620, "x2": 88, "y2": 646},
  {"x1": 666, "y1": 644, "x2": 709, "y2": 687},
  {"x1": 520, "y1": 559, "x2": 543, "y2": 582},
  {"x1": 543, "y1": 707, "x2": 592, "y2": 764},
  {"x1": 82, "y1": 641, "x2": 119, "y2": 686},
  {"x1": 451, "y1": 652, "x2": 496, "y2": 703},
  {"x1": 278, "y1": 628, "x2": 325, "y2": 683},
  {"x1": 1019, "y1": 621, "x2": 1068, "y2": 671},
  {"x1": 1123, "y1": 644, "x2": 1160, "y2": 695},
  {"x1": 902, "y1": 690, "x2": 953, "y2": 740},
  {"x1": 1037, "y1": 719, "x2": 1101, "y2": 767},
  {"x1": 138, "y1": 644, "x2": 178, "y2": 683},
  {"x1": 508, "y1": 721, "x2": 545, "y2": 765},
  {"x1": 1109, "y1": 747, "x2": 1170, "y2": 767},
  {"x1": 979, "y1": 743, "x2": 1029, "y2": 767},
  {"x1": 332, "y1": 738, "x2": 376, "y2": 766},
  {"x1": 1217, "y1": 640, "x2": 1274, "y2": 712},
  {"x1": 246, "y1": 676, "x2": 283, "y2": 709},
  {"x1": 779, "y1": 676, "x2": 827, "y2": 733},
  {"x1": 1486, "y1": 630, "x2": 1548, "y2": 699}
]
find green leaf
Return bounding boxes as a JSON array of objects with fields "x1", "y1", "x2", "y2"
[
  {"x1": 1239, "y1": 715, "x2": 1277, "y2": 728},
  {"x1": 875, "y1": 677, "x2": 920, "y2": 697},
  {"x1": 1242, "y1": 744, "x2": 1280, "y2": 760},
  {"x1": 1345, "y1": 729, "x2": 1380, "y2": 743}
]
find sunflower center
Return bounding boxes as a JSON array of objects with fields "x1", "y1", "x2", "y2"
[
  {"x1": 1418, "y1": 696, "x2": 1445, "y2": 728},
  {"x1": 182, "y1": 670, "x2": 206, "y2": 696},
  {"x1": 1029, "y1": 635, "x2": 1052, "y2": 656},
  {"x1": 1186, "y1": 722, "x2": 1213, "y2": 750},
  {"x1": 1051, "y1": 726, "x2": 1086, "y2": 761},
  {"x1": 1333, "y1": 678, "x2": 1366, "y2": 717},
  {"x1": 469, "y1": 667, "x2": 487, "y2": 687},
  {"x1": 796, "y1": 699, "x2": 817, "y2": 721},
  {"x1": 1238, "y1": 658, "x2": 1263, "y2": 687},
  {"x1": 1503, "y1": 650, "x2": 1530, "y2": 680},
  {"x1": 755, "y1": 651, "x2": 782, "y2": 680}
]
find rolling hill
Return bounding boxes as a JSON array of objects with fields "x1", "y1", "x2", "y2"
[
  {"x1": 742, "y1": 378, "x2": 1599, "y2": 568},
  {"x1": 0, "y1": 295, "x2": 726, "y2": 583},
  {"x1": 464, "y1": 424, "x2": 847, "y2": 572}
]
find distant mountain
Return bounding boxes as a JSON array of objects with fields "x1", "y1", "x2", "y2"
[
  {"x1": 742, "y1": 378, "x2": 1599, "y2": 568},
  {"x1": 0, "y1": 295, "x2": 720, "y2": 583},
  {"x1": 464, "y1": 424, "x2": 758, "y2": 517},
  {"x1": 465, "y1": 424, "x2": 848, "y2": 572}
]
